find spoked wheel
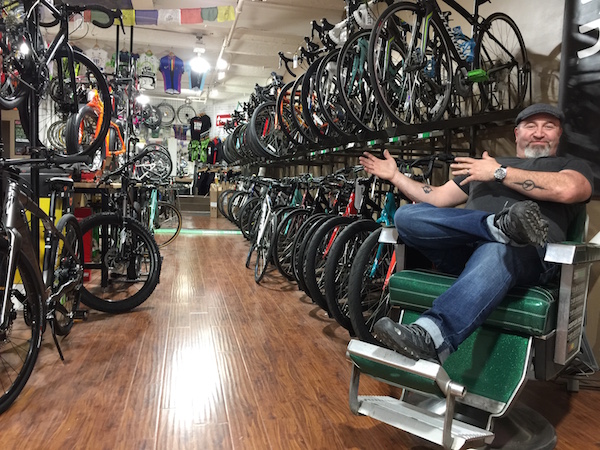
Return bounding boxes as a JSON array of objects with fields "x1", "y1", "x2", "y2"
[
  {"x1": 476, "y1": 13, "x2": 529, "y2": 112},
  {"x1": 255, "y1": 214, "x2": 278, "y2": 283},
  {"x1": 0, "y1": 239, "x2": 44, "y2": 414},
  {"x1": 347, "y1": 228, "x2": 396, "y2": 344},
  {"x1": 153, "y1": 202, "x2": 182, "y2": 248},
  {"x1": 133, "y1": 144, "x2": 173, "y2": 183},
  {"x1": 368, "y1": 2, "x2": 453, "y2": 125},
  {"x1": 49, "y1": 214, "x2": 84, "y2": 336},
  {"x1": 80, "y1": 213, "x2": 162, "y2": 313}
]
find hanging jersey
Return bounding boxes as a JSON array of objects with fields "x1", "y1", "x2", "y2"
[
  {"x1": 190, "y1": 115, "x2": 212, "y2": 140},
  {"x1": 109, "y1": 51, "x2": 139, "y2": 76},
  {"x1": 85, "y1": 47, "x2": 108, "y2": 73},
  {"x1": 159, "y1": 54, "x2": 185, "y2": 94},
  {"x1": 137, "y1": 53, "x2": 160, "y2": 90},
  {"x1": 188, "y1": 66, "x2": 206, "y2": 91}
]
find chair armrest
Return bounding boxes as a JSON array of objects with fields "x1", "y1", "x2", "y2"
[{"x1": 544, "y1": 242, "x2": 600, "y2": 265}]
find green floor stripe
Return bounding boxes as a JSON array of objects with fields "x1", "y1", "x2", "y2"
[{"x1": 155, "y1": 229, "x2": 242, "y2": 236}]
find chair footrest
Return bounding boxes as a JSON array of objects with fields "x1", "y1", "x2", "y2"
[{"x1": 356, "y1": 395, "x2": 494, "y2": 450}]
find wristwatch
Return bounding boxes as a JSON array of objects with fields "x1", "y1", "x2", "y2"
[{"x1": 494, "y1": 165, "x2": 507, "y2": 183}]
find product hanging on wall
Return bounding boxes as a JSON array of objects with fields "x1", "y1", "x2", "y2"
[
  {"x1": 159, "y1": 52, "x2": 185, "y2": 94},
  {"x1": 84, "y1": 44, "x2": 108, "y2": 73},
  {"x1": 137, "y1": 49, "x2": 160, "y2": 90},
  {"x1": 189, "y1": 114, "x2": 212, "y2": 141}
]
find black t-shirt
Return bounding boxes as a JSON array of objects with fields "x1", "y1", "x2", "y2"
[{"x1": 453, "y1": 156, "x2": 594, "y2": 242}]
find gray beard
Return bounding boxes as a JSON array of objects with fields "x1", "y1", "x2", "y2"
[{"x1": 524, "y1": 144, "x2": 552, "y2": 158}]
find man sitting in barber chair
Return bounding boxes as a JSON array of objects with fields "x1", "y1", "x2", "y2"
[{"x1": 358, "y1": 103, "x2": 593, "y2": 365}]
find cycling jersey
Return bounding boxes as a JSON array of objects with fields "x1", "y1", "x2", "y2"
[{"x1": 159, "y1": 54, "x2": 185, "y2": 94}]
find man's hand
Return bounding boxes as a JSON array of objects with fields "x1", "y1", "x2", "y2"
[
  {"x1": 451, "y1": 151, "x2": 499, "y2": 185},
  {"x1": 359, "y1": 149, "x2": 398, "y2": 182}
]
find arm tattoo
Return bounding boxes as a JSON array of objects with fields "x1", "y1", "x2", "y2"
[
  {"x1": 513, "y1": 180, "x2": 546, "y2": 192},
  {"x1": 422, "y1": 185, "x2": 433, "y2": 194}
]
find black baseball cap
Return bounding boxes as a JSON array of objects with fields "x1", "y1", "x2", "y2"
[{"x1": 515, "y1": 103, "x2": 564, "y2": 125}]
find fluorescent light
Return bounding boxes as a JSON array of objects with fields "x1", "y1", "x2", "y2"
[
  {"x1": 216, "y1": 58, "x2": 228, "y2": 70},
  {"x1": 136, "y1": 94, "x2": 150, "y2": 105},
  {"x1": 190, "y1": 56, "x2": 210, "y2": 73}
]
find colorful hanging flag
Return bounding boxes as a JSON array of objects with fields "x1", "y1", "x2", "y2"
[
  {"x1": 217, "y1": 6, "x2": 235, "y2": 22},
  {"x1": 135, "y1": 10, "x2": 158, "y2": 25},
  {"x1": 157, "y1": 9, "x2": 181, "y2": 26},
  {"x1": 201, "y1": 7, "x2": 218, "y2": 22},
  {"x1": 181, "y1": 8, "x2": 203, "y2": 24},
  {"x1": 116, "y1": 9, "x2": 135, "y2": 27}
]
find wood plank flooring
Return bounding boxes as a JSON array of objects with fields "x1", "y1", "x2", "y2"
[{"x1": 1, "y1": 214, "x2": 599, "y2": 449}]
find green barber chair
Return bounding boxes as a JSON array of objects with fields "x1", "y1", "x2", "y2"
[{"x1": 346, "y1": 210, "x2": 599, "y2": 449}]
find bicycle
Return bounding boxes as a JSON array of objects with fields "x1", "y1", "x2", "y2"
[
  {"x1": 79, "y1": 148, "x2": 162, "y2": 313},
  {"x1": 346, "y1": 153, "x2": 454, "y2": 343},
  {"x1": 138, "y1": 182, "x2": 183, "y2": 248},
  {"x1": 0, "y1": 152, "x2": 87, "y2": 413},
  {"x1": 0, "y1": 1, "x2": 120, "y2": 157},
  {"x1": 368, "y1": 0, "x2": 529, "y2": 125}
]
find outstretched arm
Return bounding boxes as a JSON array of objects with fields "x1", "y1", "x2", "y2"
[
  {"x1": 451, "y1": 151, "x2": 592, "y2": 203},
  {"x1": 359, "y1": 150, "x2": 468, "y2": 207}
]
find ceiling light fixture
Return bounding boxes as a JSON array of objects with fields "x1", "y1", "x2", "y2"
[
  {"x1": 218, "y1": 71, "x2": 226, "y2": 80},
  {"x1": 216, "y1": 58, "x2": 228, "y2": 71},
  {"x1": 190, "y1": 48, "x2": 210, "y2": 74}
]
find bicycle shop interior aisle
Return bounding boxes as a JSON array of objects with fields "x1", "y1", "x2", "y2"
[{"x1": 0, "y1": 212, "x2": 597, "y2": 449}]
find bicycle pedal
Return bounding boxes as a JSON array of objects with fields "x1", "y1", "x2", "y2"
[
  {"x1": 467, "y1": 69, "x2": 489, "y2": 82},
  {"x1": 74, "y1": 309, "x2": 89, "y2": 321}
]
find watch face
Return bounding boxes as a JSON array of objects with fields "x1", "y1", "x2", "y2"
[{"x1": 495, "y1": 167, "x2": 506, "y2": 181}]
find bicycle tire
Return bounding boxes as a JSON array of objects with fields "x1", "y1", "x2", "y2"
[
  {"x1": 133, "y1": 144, "x2": 173, "y2": 183},
  {"x1": 293, "y1": 214, "x2": 333, "y2": 292},
  {"x1": 315, "y1": 48, "x2": 359, "y2": 138},
  {"x1": 303, "y1": 216, "x2": 356, "y2": 312},
  {"x1": 176, "y1": 104, "x2": 197, "y2": 124},
  {"x1": 347, "y1": 228, "x2": 396, "y2": 344},
  {"x1": 324, "y1": 219, "x2": 381, "y2": 332},
  {"x1": 156, "y1": 102, "x2": 176, "y2": 127},
  {"x1": 238, "y1": 197, "x2": 262, "y2": 239},
  {"x1": 56, "y1": 50, "x2": 112, "y2": 156},
  {"x1": 368, "y1": 2, "x2": 453, "y2": 125},
  {"x1": 49, "y1": 214, "x2": 84, "y2": 336},
  {"x1": 255, "y1": 213, "x2": 278, "y2": 283},
  {"x1": 153, "y1": 201, "x2": 182, "y2": 248},
  {"x1": 0, "y1": 239, "x2": 44, "y2": 414},
  {"x1": 217, "y1": 189, "x2": 237, "y2": 220},
  {"x1": 79, "y1": 213, "x2": 162, "y2": 313},
  {"x1": 476, "y1": 12, "x2": 529, "y2": 112},
  {"x1": 272, "y1": 208, "x2": 311, "y2": 280},
  {"x1": 337, "y1": 29, "x2": 392, "y2": 133},
  {"x1": 248, "y1": 101, "x2": 293, "y2": 159},
  {"x1": 300, "y1": 56, "x2": 340, "y2": 145}
]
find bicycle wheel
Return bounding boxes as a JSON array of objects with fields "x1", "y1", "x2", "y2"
[
  {"x1": 177, "y1": 104, "x2": 197, "y2": 124},
  {"x1": 324, "y1": 219, "x2": 381, "y2": 332},
  {"x1": 368, "y1": 2, "x2": 453, "y2": 125},
  {"x1": 255, "y1": 213, "x2": 278, "y2": 283},
  {"x1": 238, "y1": 197, "x2": 262, "y2": 239},
  {"x1": 347, "y1": 228, "x2": 396, "y2": 344},
  {"x1": 156, "y1": 102, "x2": 176, "y2": 127},
  {"x1": 337, "y1": 29, "x2": 392, "y2": 133},
  {"x1": 476, "y1": 12, "x2": 528, "y2": 112},
  {"x1": 80, "y1": 213, "x2": 162, "y2": 313},
  {"x1": 272, "y1": 208, "x2": 311, "y2": 280},
  {"x1": 303, "y1": 216, "x2": 355, "y2": 312},
  {"x1": 0, "y1": 239, "x2": 44, "y2": 414},
  {"x1": 49, "y1": 214, "x2": 84, "y2": 336},
  {"x1": 153, "y1": 201, "x2": 182, "y2": 248},
  {"x1": 133, "y1": 144, "x2": 173, "y2": 183},
  {"x1": 52, "y1": 50, "x2": 111, "y2": 156},
  {"x1": 248, "y1": 101, "x2": 293, "y2": 159}
]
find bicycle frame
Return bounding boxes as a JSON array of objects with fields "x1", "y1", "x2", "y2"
[{"x1": 0, "y1": 177, "x2": 79, "y2": 329}]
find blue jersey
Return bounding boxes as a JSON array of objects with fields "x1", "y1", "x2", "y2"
[{"x1": 159, "y1": 54, "x2": 185, "y2": 94}]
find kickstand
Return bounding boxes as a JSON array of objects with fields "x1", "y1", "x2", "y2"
[{"x1": 49, "y1": 321, "x2": 65, "y2": 361}]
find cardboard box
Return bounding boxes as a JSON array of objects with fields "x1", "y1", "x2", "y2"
[{"x1": 210, "y1": 183, "x2": 221, "y2": 218}]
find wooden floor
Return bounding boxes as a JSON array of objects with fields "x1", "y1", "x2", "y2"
[{"x1": 1, "y1": 214, "x2": 599, "y2": 450}]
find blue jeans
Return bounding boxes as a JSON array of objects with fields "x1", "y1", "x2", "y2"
[{"x1": 394, "y1": 203, "x2": 557, "y2": 361}]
